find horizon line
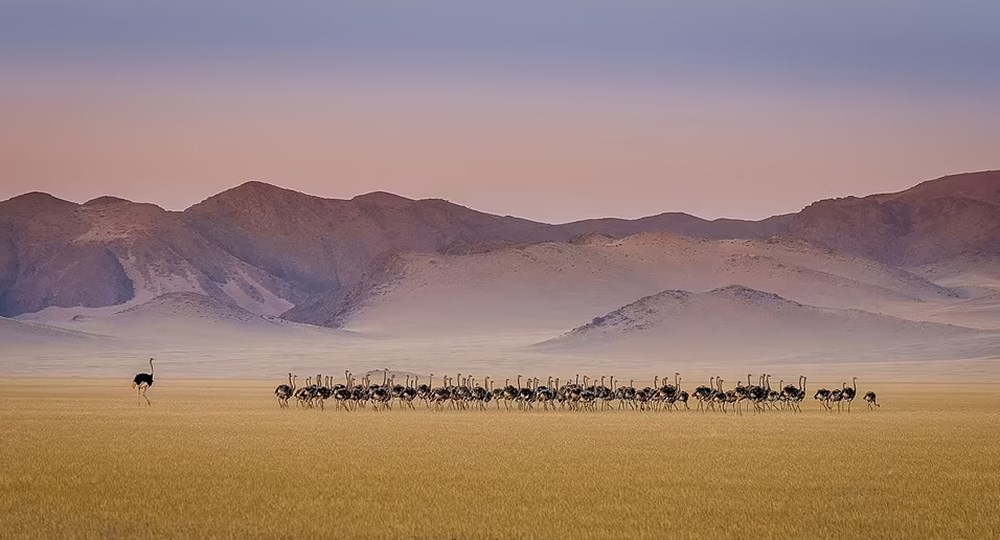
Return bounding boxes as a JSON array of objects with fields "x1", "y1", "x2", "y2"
[{"x1": 3, "y1": 168, "x2": 996, "y2": 226}]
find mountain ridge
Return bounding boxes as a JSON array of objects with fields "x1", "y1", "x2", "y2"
[{"x1": 2, "y1": 170, "x2": 997, "y2": 320}]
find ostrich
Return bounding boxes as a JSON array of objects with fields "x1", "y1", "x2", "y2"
[
  {"x1": 764, "y1": 375, "x2": 780, "y2": 409},
  {"x1": 617, "y1": 380, "x2": 636, "y2": 410},
  {"x1": 420, "y1": 374, "x2": 435, "y2": 408},
  {"x1": 789, "y1": 376, "x2": 807, "y2": 412},
  {"x1": 314, "y1": 375, "x2": 334, "y2": 410},
  {"x1": 400, "y1": 378, "x2": 418, "y2": 410},
  {"x1": 781, "y1": 378, "x2": 800, "y2": 407},
  {"x1": 731, "y1": 377, "x2": 749, "y2": 415},
  {"x1": 748, "y1": 374, "x2": 767, "y2": 414},
  {"x1": 274, "y1": 372, "x2": 295, "y2": 409},
  {"x1": 518, "y1": 376, "x2": 536, "y2": 410},
  {"x1": 602, "y1": 376, "x2": 617, "y2": 411},
  {"x1": 814, "y1": 388, "x2": 832, "y2": 410},
  {"x1": 712, "y1": 377, "x2": 728, "y2": 412},
  {"x1": 132, "y1": 358, "x2": 155, "y2": 406},
  {"x1": 535, "y1": 377, "x2": 556, "y2": 411},
  {"x1": 829, "y1": 386, "x2": 845, "y2": 412},
  {"x1": 842, "y1": 377, "x2": 858, "y2": 412},
  {"x1": 674, "y1": 374, "x2": 689, "y2": 410},
  {"x1": 693, "y1": 377, "x2": 715, "y2": 411},
  {"x1": 864, "y1": 391, "x2": 880, "y2": 410},
  {"x1": 333, "y1": 382, "x2": 352, "y2": 411},
  {"x1": 295, "y1": 376, "x2": 313, "y2": 408}
]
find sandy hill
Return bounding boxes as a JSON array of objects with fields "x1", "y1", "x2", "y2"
[
  {"x1": 0, "y1": 316, "x2": 104, "y2": 345},
  {"x1": 293, "y1": 233, "x2": 964, "y2": 334},
  {"x1": 58, "y1": 293, "x2": 359, "y2": 347},
  {"x1": 112, "y1": 292, "x2": 261, "y2": 323},
  {"x1": 537, "y1": 285, "x2": 993, "y2": 362}
]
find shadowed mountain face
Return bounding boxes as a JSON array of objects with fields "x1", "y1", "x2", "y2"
[
  {"x1": 788, "y1": 170, "x2": 1000, "y2": 265},
  {"x1": 0, "y1": 193, "x2": 135, "y2": 315},
  {"x1": 0, "y1": 171, "x2": 997, "y2": 319},
  {"x1": 181, "y1": 182, "x2": 564, "y2": 295}
]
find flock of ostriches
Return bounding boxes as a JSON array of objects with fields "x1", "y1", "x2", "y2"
[{"x1": 273, "y1": 372, "x2": 880, "y2": 414}]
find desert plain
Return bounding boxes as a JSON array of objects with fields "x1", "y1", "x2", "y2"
[{"x1": 1, "y1": 378, "x2": 998, "y2": 539}]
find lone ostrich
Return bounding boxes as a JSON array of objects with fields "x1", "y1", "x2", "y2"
[
  {"x1": 274, "y1": 372, "x2": 295, "y2": 408},
  {"x1": 132, "y1": 358, "x2": 155, "y2": 406},
  {"x1": 864, "y1": 391, "x2": 880, "y2": 410}
]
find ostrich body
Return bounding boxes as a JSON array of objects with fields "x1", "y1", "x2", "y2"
[
  {"x1": 692, "y1": 377, "x2": 714, "y2": 411},
  {"x1": 791, "y1": 376, "x2": 807, "y2": 412},
  {"x1": 132, "y1": 358, "x2": 155, "y2": 406},
  {"x1": 274, "y1": 372, "x2": 295, "y2": 408},
  {"x1": 864, "y1": 391, "x2": 880, "y2": 410},
  {"x1": 295, "y1": 377, "x2": 314, "y2": 408},
  {"x1": 842, "y1": 377, "x2": 858, "y2": 412},
  {"x1": 314, "y1": 375, "x2": 334, "y2": 410},
  {"x1": 829, "y1": 387, "x2": 845, "y2": 412},
  {"x1": 814, "y1": 388, "x2": 832, "y2": 410}
]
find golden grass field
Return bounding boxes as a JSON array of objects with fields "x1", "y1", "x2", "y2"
[{"x1": 1, "y1": 378, "x2": 998, "y2": 539}]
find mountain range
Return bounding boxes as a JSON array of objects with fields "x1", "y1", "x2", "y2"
[
  {"x1": 3, "y1": 170, "x2": 997, "y2": 320},
  {"x1": 2, "y1": 170, "x2": 999, "y2": 376}
]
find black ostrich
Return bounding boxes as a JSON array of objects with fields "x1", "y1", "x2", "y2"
[
  {"x1": 792, "y1": 376, "x2": 807, "y2": 412},
  {"x1": 674, "y1": 375, "x2": 690, "y2": 410},
  {"x1": 692, "y1": 377, "x2": 715, "y2": 411},
  {"x1": 132, "y1": 358, "x2": 155, "y2": 406},
  {"x1": 814, "y1": 388, "x2": 832, "y2": 410},
  {"x1": 842, "y1": 377, "x2": 858, "y2": 412},
  {"x1": 829, "y1": 387, "x2": 845, "y2": 412},
  {"x1": 314, "y1": 375, "x2": 334, "y2": 410},
  {"x1": 274, "y1": 372, "x2": 295, "y2": 409},
  {"x1": 864, "y1": 391, "x2": 880, "y2": 410},
  {"x1": 295, "y1": 376, "x2": 314, "y2": 407}
]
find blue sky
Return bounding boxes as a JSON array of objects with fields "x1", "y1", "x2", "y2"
[
  {"x1": 4, "y1": 1, "x2": 998, "y2": 90},
  {"x1": 1, "y1": 1, "x2": 998, "y2": 221}
]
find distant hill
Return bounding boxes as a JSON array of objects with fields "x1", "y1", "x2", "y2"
[
  {"x1": 536, "y1": 285, "x2": 990, "y2": 361},
  {"x1": 0, "y1": 315, "x2": 103, "y2": 345}
]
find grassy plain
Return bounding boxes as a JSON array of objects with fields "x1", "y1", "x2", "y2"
[{"x1": 1, "y1": 379, "x2": 998, "y2": 539}]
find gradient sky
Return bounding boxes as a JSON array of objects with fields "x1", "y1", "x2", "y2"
[{"x1": 2, "y1": 1, "x2": 998, "y2": 222}]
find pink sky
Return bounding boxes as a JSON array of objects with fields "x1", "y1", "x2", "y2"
[{"x1": 2, "y1": 73, "x2": 998, "y2": 222}]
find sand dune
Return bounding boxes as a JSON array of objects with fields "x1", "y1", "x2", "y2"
[
  {"x1": 0, "y1": 316, "x2": 104, "y2": 345},
  {"x1": 55, "y1": 293, "x2": 357, "y2": 346},
  {"x1": 537, "y1": 285, "x2": 994, "y2": 362}
]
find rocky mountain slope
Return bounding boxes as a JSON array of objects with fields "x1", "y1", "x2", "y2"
[{"x1": 787, "y1": 170, "x2": 1000, "y2": 265}]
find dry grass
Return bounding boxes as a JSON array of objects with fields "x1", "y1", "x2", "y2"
[{"x1": 1, "y1": 379, "x2": 998, "y2": 539}]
